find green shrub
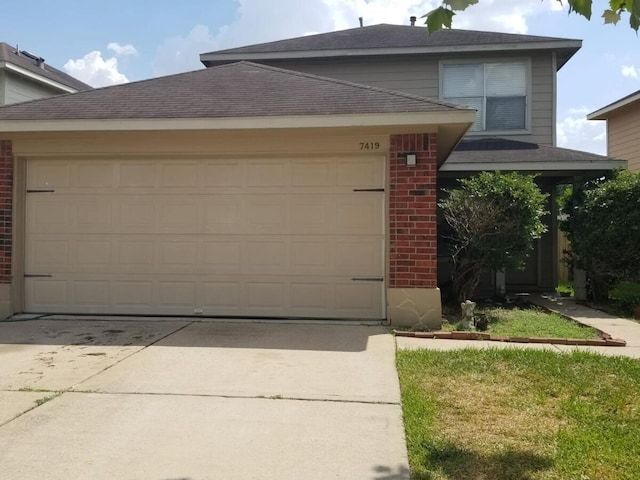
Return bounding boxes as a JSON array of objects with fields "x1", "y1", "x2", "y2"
[
  {"x1": 560, "y1": 170, "x2": 640, "y2": 300},
  {"x1": 439, "y1": 172, "x2": 548, "y2": 301},
  {"x1": 609, "y1": 282, "x2": 640, "y2": 312}
]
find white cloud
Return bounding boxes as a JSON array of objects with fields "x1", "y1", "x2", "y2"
[
  {"x1": 557, "y1": 107, "x2": 607, "y2": 155},
  {"x1": 154, "y1": 0, "x2": 572, "y2": 77},
  {"x1": 621, "y1": 64, "x2": 638, "y2": 78},
  {"x1": 154, "y1": 0, "x2": 336, "y2": 76},
  {"x1": 64, "y1": 51, "x2": 128, "y2": 88},
  {"x1": 452, "y1": 0, "x2": 566, "y2": 33},
  {"x1": 107, "y1": 42, "x2": 138, "y2": 57}
]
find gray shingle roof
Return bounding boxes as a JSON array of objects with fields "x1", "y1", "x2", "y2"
[
  {"x1": 447, "y1": 138, "x2": 617, "y2": 165},
  {"x1": 206, "y1": 24, "x2": 577, "y2": 55},
  {"x1": 200, "y1": 24, "x2": 581, "y2": 71},
  {"x1": 0, "y1": 42, "x2": 92, "y2": 92},
  {"x1": 0, "y1": 61, "x2": 468, "y2": 121}
]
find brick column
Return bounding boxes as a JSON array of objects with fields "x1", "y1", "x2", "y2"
[
  {"x1": 389, "y1": 133, "x2": 438, "y2": 287},
  {"x1": 0, "y1": 140, "x2": 13, "y2": 284},
  {"x1": 387, "y1": 133, "x2": 441, "y2": 328}
]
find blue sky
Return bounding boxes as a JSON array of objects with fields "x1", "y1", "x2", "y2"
[{"x1": 2, "y1": 0, "x2": 639, "y2": 155}]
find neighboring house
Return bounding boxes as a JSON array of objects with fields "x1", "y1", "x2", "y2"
[
  {"x1": 200, "y1": 23, "x2": 625, "y2": 295},
  {"x1": 0, "y1": 62, "x2": 474, "y2": 327},
  {"x1": 588, "y1": 89, "x2": 640, "y2": 172},
  {"x1": 0, "y1": 42, "x2": 91, "y2": 104}
]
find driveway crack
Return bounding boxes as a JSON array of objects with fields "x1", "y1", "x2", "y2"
[{"x1": 68, "y1": 321, "x2": 195, "y2": 391}]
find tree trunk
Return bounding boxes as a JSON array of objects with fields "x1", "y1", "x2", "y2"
[{"x1": 451, "y1": 255, "x2": 484, "y2": 302}]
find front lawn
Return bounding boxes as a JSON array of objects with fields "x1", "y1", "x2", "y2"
[
  {"x1": 397, "y1": 348, "x2": 640, "y2": 480},
  {"x1": 442, "y1": 305, "x2": 600, "y2": 340}
]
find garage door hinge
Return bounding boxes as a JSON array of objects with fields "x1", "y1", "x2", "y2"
[
  {"x1": 24, "y1": 274, "x2": 53, "y2": 278},
  {"x1": 353, "y1": 188, "x2": 384, "y2": 192},
  {"x1": 351, "y1": 277, "x2": 384, "y2": 282},
  {"x1": 26, "y1": 189, "x2": 55, "y2": 193}
]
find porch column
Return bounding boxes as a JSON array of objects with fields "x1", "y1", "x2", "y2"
[{"x1": 387, "y1": 133, "x2": 441, "y2": 328}]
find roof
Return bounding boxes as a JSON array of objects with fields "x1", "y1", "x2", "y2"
[
  {"x1": 440, "y1": 138, "x2": 626, "y2": 175},
  {"x1": 200, "y1": 24, "x2": 581, "y2": 70},
  {"x1": 0, "y1": 61, "x2": 475, "y2": 168},
  {"x1": 0, "y1": 42, "x2": 92, "y2": 92},
  {"x1": 0, "y1": 61, "x2": 468, "y2": 121},
  {"x1": 588, "y1": 89, "x2": 640, "y2": 120}
]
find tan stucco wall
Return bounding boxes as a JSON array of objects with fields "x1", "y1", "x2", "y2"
[{"x1": 8, "y1": 130, "x2": 396, "y2": 157}]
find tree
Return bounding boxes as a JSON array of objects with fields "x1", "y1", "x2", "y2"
[
  {"x1": 560, "y1": 170, "x2": 640, "y2": 300},
  {"x1": 423, "y1": 1, "x2": 640, "y2": 33},
  {"x1": 439, "y1": 171, "x2": 548, "y2": 302}
]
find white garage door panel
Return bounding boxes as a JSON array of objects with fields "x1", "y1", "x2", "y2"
[
  {"x1": 26, "y1": 235, "x2": 383, "y2": 276},
  {"x1": 26, "y1": 275, "x2": 382, "y2": 318},
  {"x1": 25, "y1": 156, "x2": 385, "y2": 319},
  {"x1": 27, "y1": 157, "x2": 383, "y2": 194},
  {"x1": 26, "y1": 194, "x2": 382, "y2": 235}
]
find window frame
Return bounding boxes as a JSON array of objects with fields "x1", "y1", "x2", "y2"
[{"x1": 439, "y1": 57, "x2": 532, "y2": 136}]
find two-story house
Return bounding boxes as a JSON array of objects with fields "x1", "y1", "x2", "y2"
[
  {"x1": 0, "y1": 42, "x2": 91, "y2": 104},
  {"x1": 0, "y1": 24, "x2": 622, "y2": 328},
  {"x1": 200, "y1": 22, "x2": 625, "y2": 297},
  {"x1": 588, "y1": 89, "x2": 640, "y2": 172}
]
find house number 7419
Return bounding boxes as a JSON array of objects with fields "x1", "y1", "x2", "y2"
[{"x1": 360, "y1": 142, "x2": 380, "y2": 150}]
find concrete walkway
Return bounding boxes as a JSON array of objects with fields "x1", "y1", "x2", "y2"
[
  {"x1": 397, "y1": 294, "x2": 640, "y2": 358},
  {"x1": 0, "y1": 320, "x2": 409, "y2": 480}
]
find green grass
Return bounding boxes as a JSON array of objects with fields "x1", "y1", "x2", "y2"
[
  {"x1": 442, "y1": 305, "x2": 600, "y2": 339},
  {"x1": 397, "y1": 348, "x2": 640, "y2": 480},
  {"x1": 484, "y1": 307, "x2": 600, "y2": 339}
]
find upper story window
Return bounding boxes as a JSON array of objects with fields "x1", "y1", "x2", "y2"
[{"x1": 442, "y1": 61, "x2": 528, "y2": 133}]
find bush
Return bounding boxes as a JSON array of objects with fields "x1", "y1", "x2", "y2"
[
  {"x1": 609, "y1": 282, "x2": 640, "y2": 313},
  {"x1": 439, "y1": 171, "x2": 548, "y2": 301},
  {"x1": 560, "y1": 170, "x2": 640, "y2": 300}
]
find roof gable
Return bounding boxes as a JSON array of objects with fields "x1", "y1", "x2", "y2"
[
  {"x1": 200, "y1": 24, "x2": 581, "y2": 70},
  {"x1": 0, "y1": 61, "x2": 468, "y2": 121},
  {"x1": 0, "y1": 42, "x2": 92, "y2": 92},
  {"x1": 588, "y1": 89, "x2": 640, "y2": 120}
]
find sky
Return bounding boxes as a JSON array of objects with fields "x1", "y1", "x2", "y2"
[{"x1": 2, "y1": 0, "x2": 639, "y2": 155}]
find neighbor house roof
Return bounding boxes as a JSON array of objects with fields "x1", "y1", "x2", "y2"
[
  {"x1": 440, "y1": 138, "x2": 626, "y2": 177},
  {"x1": 587, "y1": 89, "x2": 640, "y2": 120},
  {"x1": 0, "y1": 42, "x2": 92, "y2": 93},
  {"x1": 200, "y1": 24, "x2": 581, "y2": 70}
]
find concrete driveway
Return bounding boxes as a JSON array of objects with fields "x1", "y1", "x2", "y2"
[{"x1": 0, "y1": 318, "x2": 409, "y2": 479}]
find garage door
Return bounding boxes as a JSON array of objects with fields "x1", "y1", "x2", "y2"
[{"x1": 24, "y1": 156, "x2": 385, "y2": 319}]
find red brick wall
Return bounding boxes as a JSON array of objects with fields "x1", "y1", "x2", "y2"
[
  {"x1": 388, "y1": 133, "x2": 438, "y2": 288},
  {"x1": 0, "y1": 140, "x2": 13, "y2": 283}
]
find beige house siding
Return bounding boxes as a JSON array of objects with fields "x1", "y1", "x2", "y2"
[
  {"x1": 271, "y1": 51, "x2": 554, "y2": 145},
  {"x1": 606, "y1": 103, "x2": 640, "y2": 172},
  {"x1": 4, "y1": 71, "x2": 61, "y2": 105},
  {"x1": 274, "y1": 56, "x2": 440, "y2": 99}
]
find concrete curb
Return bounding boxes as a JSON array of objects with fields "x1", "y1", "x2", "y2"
[{"x1": 392, "y1": 330, "x2": 627, "y2": 347}]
